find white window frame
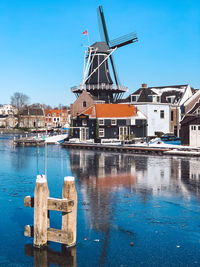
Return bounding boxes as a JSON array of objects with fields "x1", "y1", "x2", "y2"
[
  {"x1": 99, "y1": 128, "x2": 104, "y2": 137},
  {"x1": 131, "y1": 95, "x2": 139, "y2": 102},
  {"x1": 99, "y1": 119, "x2": 104, "y2": 125},
  {"x1": 111, "y1": 119, "x2": 117, "y2": 125},
  {"x1": 82, "y1": 119, "x2": 87, "y2": 126}
]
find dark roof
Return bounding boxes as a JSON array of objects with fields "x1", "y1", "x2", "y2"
[
  {"x1": 125, "y1": 85, "x2": 188, "y2": 104},
  {"x1": 137, "y1": 89, "x2": 153, "y2": 102},
  {"x1": 148, "y1": 84, "x2": 188, "y2": 89},
  {"x1": 20, "y1": 108, "x2": 44, "y2": 116},
  {"x1": 91, "y1": 42, "x2": 110, "y2": 54},
  {"x1": 188, "y1": 99, "x2": 200, "y2": 114}
]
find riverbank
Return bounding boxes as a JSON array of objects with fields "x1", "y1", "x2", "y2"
[
  {"x1": 62, "y1": 141, "x2": 200, "y2": 157},
  {"x1": 0, "y1": 128, "x2": 28, "y2": 134}
]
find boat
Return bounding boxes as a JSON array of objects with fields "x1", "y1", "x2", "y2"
[
  {"x1": 44, "y1": 133, "x2": 68, "y2": 144},
  {"x1": 160, "y1": 134, "x2": 181, "y2": 145}
]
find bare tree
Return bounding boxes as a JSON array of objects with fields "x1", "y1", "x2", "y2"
[
  {"x1": 10, "y1": 92, "x2": 29, "y2": 128},
  {"x1": 10, "y1": 92, "x2": 29, "y2": 110}
]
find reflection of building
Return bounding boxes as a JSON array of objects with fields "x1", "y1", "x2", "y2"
[
  {"x1": 70, "y1": 150, "x2": 137, "y2": 233},
  {"x1": 70, "y1": 150, "x2": 138, "y2": 181}
]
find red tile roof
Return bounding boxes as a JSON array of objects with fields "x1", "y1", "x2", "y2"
[
  {"x1": 95, "y1": 104, "x2": 137, "y2": 118},
  {"x1": 44, "y1": 109, "x2": 68, "y2": 117}
]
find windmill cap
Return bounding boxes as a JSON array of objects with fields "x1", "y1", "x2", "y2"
[{"x1": 90, "y1": 42, "x2": 110, "y2": 53}]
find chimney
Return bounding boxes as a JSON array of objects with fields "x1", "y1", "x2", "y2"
[{"x1": 141, "y1": 83, "x2": 147, "y2": 88}]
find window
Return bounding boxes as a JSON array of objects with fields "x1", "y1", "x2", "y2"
[
  {"x1": 156, "y1": 96, "x2": 160, "y2": 102},
  {"x1": 99, "y1": 128, "x2": 104, "y2": 137},
  {"x1": 198, "y1": 126, "x2": 200, "y2": 131},
  {"x1": 82, "y1": 119, "x2": 87, "y2": 126},
  {"x1": 99, "y1": 119, "x2": 104, "y2": 125},
  {"x1": 54, "y1": 118, "x2": 56, "y2": 122},
  {"x1": 160, "y1": 110, "x2": 164, "y2": 119},
  {"x1": 131, "y1": 95, "x2": 137, "y2": 102},
  {"x1": 171, "y1": 111, "x2": 174, "y2": 121},
  {"x1": 154, "y1": 110, "x2": 157, "y2": 112},
  {"x1": 111, "y1": 119, "x2": 116, "y2": 125},
  {"x1": 83, "y1": 101, "x2": 86, "y2": 108}
]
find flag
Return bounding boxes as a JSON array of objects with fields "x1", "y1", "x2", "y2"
[{"x1": 83, "y1": 30, "x2": 88, "y2": 35}]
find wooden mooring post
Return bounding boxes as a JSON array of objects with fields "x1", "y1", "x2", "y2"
[{"x1": 24, "y1": 175, "x2": 77, "y2": 248}]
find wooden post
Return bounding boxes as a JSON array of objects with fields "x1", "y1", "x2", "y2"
[
  {"x1": 62, "y1": 176, "x2": 77, "y2": 247},
  {"x1": 34, "y1": 175, "x2": 49, "y2": 247}
]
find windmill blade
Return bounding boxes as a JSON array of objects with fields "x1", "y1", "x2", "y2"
[
  {"x1": 97, "y1": 6, "x2": 121, "y2": 88},
  {"x1": 110, "y1": 32, "x2": 138, "y2": 49},
  {"x1": 110, "y1": 54, "x2": 120, "y2": 87},
  {"x1": 97, "y1": 6, "x2": 110, "y2": 45}
]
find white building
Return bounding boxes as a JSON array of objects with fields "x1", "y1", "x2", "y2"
[
  {"x1": 134, "y1": 103, "x2": 170, "y2": 136},
  {"x1": 0, "y1": 104, "x2": 17, "y2": 115},
  {"x1": 121, "y1": 84, "x2": 194, "y2": 136}
]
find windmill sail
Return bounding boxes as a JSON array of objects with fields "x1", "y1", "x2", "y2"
[{"x1": 110, "y1": 32, "x2": 138, "y2": 49}]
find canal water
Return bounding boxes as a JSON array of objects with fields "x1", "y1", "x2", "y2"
[{"x1": 0, "y1": 135, "x2": 200, "y2": 266}]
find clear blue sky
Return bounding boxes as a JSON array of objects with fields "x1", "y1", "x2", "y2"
[{"x1": 0, "y1": 0, "x2": 199, "y2": 107}]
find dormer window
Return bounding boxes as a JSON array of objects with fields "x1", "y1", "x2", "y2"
[
  {"x1": 167, "y1": 97, "x2": 172, "y2": 103},
  {"x1": 195, "y1": 107, "x2": 200, "y2": 116},
  {"x1": 131, "y1": 95, "x2": 139, "y2": 102}
]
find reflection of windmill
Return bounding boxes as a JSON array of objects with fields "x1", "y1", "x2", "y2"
[{"x1": 71, "y1": 6, "x2": 138, "y2": 103}]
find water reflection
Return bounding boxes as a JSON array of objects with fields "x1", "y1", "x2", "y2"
[
  {"x1": 70, "y1": 150, "x2": 200, "y2": 199},
  {"x1": 25, "y1": 244, "x2": 76, "y2": 267}
]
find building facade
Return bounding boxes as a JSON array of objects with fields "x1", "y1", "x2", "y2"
[
  {"x1": 19, "y1": 107, "x2": 45, "y2": 129},
  {"x1": 122, "y1": 83, "x2": 194, "y2": 136},
  {"x1": 72, "y1": 104, "x2": 147, "y2": 142},
  {"x1": 181, "y1": 97, "x2": 200, "y2": 146},
  {"x1": 44, "y1": 109, "x2": 69, "y2": 129}
]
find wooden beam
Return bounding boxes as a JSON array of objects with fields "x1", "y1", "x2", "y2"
[
  {"x1": 24, "y1": 196, "x2": 74, "y2": 213},
  {"x1": 24, "y1": 196, "x2": 34, "y2": 207},
  {"x1": 48, "y1": 197, "x2": 74, "y2": 212},
  {"x1": 34, "y1": 175, "x2": 49, "y2": 247},
  {"x1": 47, "y1": 228, "x2": 71, "y2": 245},
  {"x1": 24, "y1": 226, "x2": 72, "y2": 245},
  {"x1": 62, "y1": 176, "x2": 77, "y2": 247}
]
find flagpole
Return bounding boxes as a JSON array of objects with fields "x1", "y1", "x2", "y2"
[{"x1": 87, "y1": 29, "x2": 90, "y2": 46}]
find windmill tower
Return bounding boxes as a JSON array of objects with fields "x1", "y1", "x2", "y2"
[{"x1": 71, "y1": 6, "x2": 138, "y2": 103}]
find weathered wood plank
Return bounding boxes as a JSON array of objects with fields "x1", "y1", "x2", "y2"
[
  {"x1": 24, "y1": 196, "x2": 74, "y2": 212},
  {"x1": 34, "y1": 175, "x2": 49, "y2": 247},
  {"x1": 24, "y1": 196, "x2": 34, "y2": 207},
  {"x1": 62, "y1": 176, "x2": 77, "y2": 247},
  {"x1": 24, "y1": 225, "x2": 72, "y2": 246},
  {"x1": 24, "y1": 225, "x2": 33, "y2": 237},
  {"x1": 47, "y1": 228, "x2": 71, "y2": 245},
  {"x1": 48, "y1": 197, "x2": 74, "y2": 212}
]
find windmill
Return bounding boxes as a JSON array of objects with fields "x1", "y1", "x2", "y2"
[{"x1": 71, "y1": 6, "x2": 138, "y2": 102}]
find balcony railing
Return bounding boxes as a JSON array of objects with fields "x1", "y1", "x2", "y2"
[{"x1": 71, "y1": 84, "x2": 128, "y2": 93}]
